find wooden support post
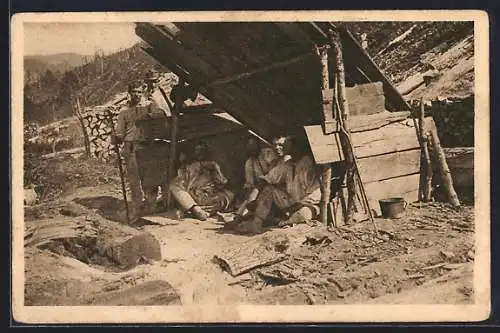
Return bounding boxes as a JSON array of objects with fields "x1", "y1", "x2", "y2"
[
  {"x1": 165, "y1": 79, "x2": 183, "y2": 210},
  {"x1": 317, "y1": 46, "x2": 332, "y2": 225},
  {"x1": 418, "y1": 98, "x2": 433, "y2": 202},
  {"x1": 428, "y1": 122, "x2": 461, "y2": 207},
  {"x1": 330, "y1": 30, "x2": 357, "y2": 224},
  {"x1": 74, "y1": 97, "x2": 91, "y2": 159}
]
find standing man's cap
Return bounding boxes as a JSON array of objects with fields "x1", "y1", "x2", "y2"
[{"x1": 145, "y1": 69, "x2": 160, "y2": 81}]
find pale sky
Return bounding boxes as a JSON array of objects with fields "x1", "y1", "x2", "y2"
[{"x1": 24, "y1": 22, "x2": 143, "y2": 56}]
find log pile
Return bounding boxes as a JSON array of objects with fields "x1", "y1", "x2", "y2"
[
  {"x1": 408, "y1": 95, "x2": 474, "y2": 148},
  {"x1": 82, "y1": 107, "x2": 122, "y2": 163}
]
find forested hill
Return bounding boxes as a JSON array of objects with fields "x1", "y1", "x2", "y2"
[{"x1": 24, "y1": 43, "x2": 166, "y2": 125}]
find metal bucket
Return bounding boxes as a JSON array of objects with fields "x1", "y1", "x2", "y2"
[{"x1": 379, "y1": 197, "x2": 407, "y2": 219}]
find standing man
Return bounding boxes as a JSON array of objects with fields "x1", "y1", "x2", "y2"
[{"x1": 113, "y1": 80, "x2": 157, "y2": 221}]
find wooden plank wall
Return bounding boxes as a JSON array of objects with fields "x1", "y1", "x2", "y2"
[
  {"x1": 346, "y1": 82, "x2": 386, "y2": 116},
  {"x1": 353, "y1": 121, "x2": 421, "y2": 216}
]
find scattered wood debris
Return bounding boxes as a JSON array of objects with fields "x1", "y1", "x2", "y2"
[{"x1": 303, "y1": 231, "x2": 332, "y2": 246}]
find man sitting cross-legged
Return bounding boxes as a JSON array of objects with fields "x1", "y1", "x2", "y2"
[
  {"x1": 229, "y1": 135, "x2": 322, "y2": 235},
  {"x1": 235, "y1": 136, "x2": 278, "y2": 217},
  {"x1": 169, "y1": 141, "x2": 235, "y2": 221}
]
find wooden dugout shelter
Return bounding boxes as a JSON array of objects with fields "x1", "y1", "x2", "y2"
[{"x1": 134, "y1": 22, "x2": 422, "y2": 223}]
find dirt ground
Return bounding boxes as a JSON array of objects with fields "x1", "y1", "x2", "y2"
[{"x1": 23, "y1": 180, "x2": 475, "y2": 306}]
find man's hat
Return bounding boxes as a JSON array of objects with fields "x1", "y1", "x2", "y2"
[{"x1": 145, "y1": 69, "x2": 160, "y2": 81}]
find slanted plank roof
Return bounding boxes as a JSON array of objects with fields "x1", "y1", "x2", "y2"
[{"x1": 135, "y1": 22, "x2": 411, "y2": 142}]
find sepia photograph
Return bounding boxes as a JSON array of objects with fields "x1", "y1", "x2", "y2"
[{"x1": 11, "y1": 11, "x2": 490, "y2": 323}]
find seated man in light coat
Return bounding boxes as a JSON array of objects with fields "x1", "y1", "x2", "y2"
[
  {"x1": 170, "y1": 141, "x2": 235, "y2": 221},
  {"x1": 230, "y1": 135, "x2": 321, "y2": 234}
]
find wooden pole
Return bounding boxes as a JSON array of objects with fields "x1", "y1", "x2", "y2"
[
  {"x1": 107, "y1": 109, "x2": 130, "y2": 223},
  {"x1": 165, "y1": 80, "x2": 183, "y2": 210},
  {"x1": 423, "y1": 133, "x2": 434, "y2": 202},
  {"x1": 316, "y1": 45, "x2": 332, "y2": 225},
  {"x1": 428, "y1": 122, "x2": 460, "y2": 207},
  {"x1": 74, "y1": 97, "x2": 91, "y2": 159},
  {"x1": 330, "y1": 29, "x2": 357, "y2": 224},
  {"x1": 418, "y1": 98, "x2": 433, "y2": 202}
]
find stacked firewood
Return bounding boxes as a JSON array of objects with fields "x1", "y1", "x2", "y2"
[
  {"x1": 83, "y1": 107, "x2": 123, "y2": 163},
  {"x1": 408, "y1": 95, "x2": 474, "y2": 148}
]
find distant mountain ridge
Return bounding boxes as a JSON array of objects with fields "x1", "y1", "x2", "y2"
[
  {"x1": 23, "y1": 43, "x2": 165, "y2": 125},
  {"x1": 25, "y1": 53, "x2": 88, "y2": 76}
]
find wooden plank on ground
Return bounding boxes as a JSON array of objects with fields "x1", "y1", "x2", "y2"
[
  {"x1": 364, "y1": 173, "x2": 420, "y2": 217},
  {"x1": 213, "y1": 235, "x2": 290, "y2": 277},
  {"x1": 346, "y1": 81, "x2": 385, "y2": 116},
  {"x1": 357, "y1": 148, "x2": 421, "y2": 183}
]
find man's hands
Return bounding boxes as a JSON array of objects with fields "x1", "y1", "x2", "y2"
[{"x1": 202, "y1": 161, "x2": 227, "y2": 185}]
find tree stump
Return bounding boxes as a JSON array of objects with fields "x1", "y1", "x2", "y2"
[{"x1": 26, "y1": 213, "x2": 162, "y2": 270}]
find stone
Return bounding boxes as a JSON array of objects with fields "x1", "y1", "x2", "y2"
[
  {"x1": 24, "y1": 188, "x2": 38, "y2": 206},
  {"x1": 440, "y1": 250, "x2": 454, "y2": 260},
  {"x1": 103, "y1": 232, "x2": 162, "y2": 269}
]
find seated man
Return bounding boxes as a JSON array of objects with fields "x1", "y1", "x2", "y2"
[
  {"x1": 235, "y1": 136, "x2": 278, "y2": 216},
  {"x1": 170, "y1": 141, "x2": 235, "y2": 221},
  {"x1": 231, "y1": 135, "x2": 321, "y2": 234}
]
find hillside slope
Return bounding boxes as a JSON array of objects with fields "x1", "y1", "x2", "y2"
[
  {"x1": 345, "y1": 21, "x2": 474, "y2": 100},
  {"x1": 24, "y1": 43, "x2": 166, "y2": 124}
]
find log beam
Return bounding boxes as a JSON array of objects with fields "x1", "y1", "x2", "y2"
[
  {"x1": 428, "y1": 121, "x2": 461, "y2": 207},
  {"x1": 418, "y1": 98, "x2": 433, "y2": 202},
  {"x1": 330, "y1": 30, "x2": 358, "y2": 225},
  {"x1": 316, "y1": 45, "x2": 333, "y2": 226},
  {"x1": 165, "y1": 79, "x2": 183, "y2": 210}
]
